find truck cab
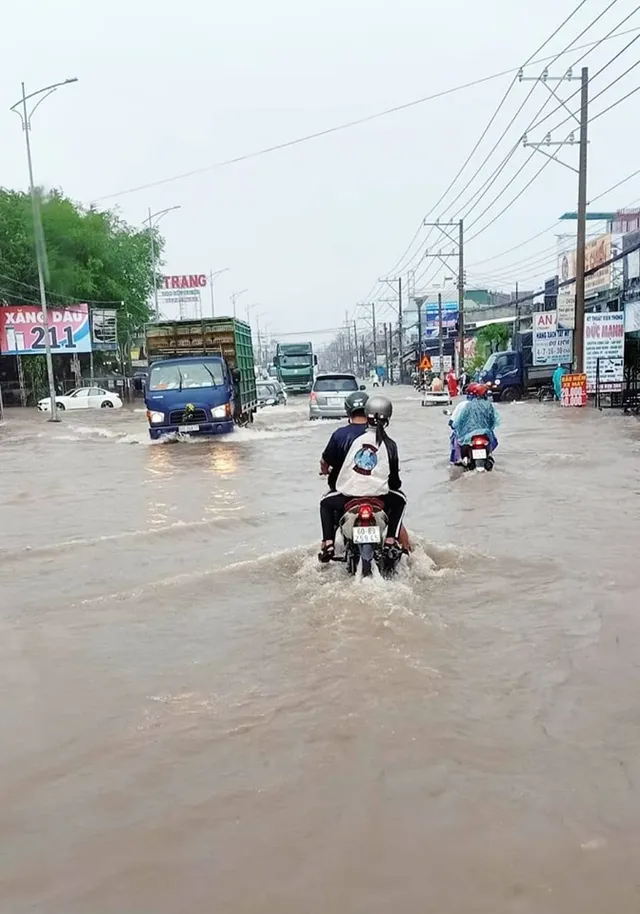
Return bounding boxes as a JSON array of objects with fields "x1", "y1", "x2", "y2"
[
  {"x1": 145, "y1": 356, "x2": 240, "y2": 439},
  {"x1": 274, "y1": 342, "x2": 317, "y2": 394},
  {"x1": 480, "y1": 343, "x2": 555, "y2": 401},
  {"x1": 479, "y1": 350, "x2": 523, "y2": 401}
]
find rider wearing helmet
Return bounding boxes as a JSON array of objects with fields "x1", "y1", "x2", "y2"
[
  {"x1": 449, "y1": 382, "x2": 500, "y2": 464},
  {"x1": 319, "y1": 390, "x2": 369, "y2": 489},
  {"x1": 318, "y1": 394, "x2": 407, "y2": 562}
]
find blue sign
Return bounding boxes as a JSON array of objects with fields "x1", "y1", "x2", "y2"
[{"x1": 420, "y1": 301, "x2": 458, "y2": 338}]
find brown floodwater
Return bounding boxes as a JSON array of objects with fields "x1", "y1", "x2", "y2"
[{"x1": 1, "y1": 393, "x2": 639, "y2": 913}]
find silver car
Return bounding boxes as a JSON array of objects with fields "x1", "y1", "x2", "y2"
[{"x1": 309, "y1": 373, "x2": 365, "y2": 419}]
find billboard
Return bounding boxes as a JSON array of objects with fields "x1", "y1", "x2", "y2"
[
  {"x1": 622, "y1": 230, "x2": 640, "y2": 284},
  {"x1": 0, "y1": 304, "x2": 91, "y2": 355},
  {"x1": 157, "y1": 273, "x2": 207, "y2": 319},
  {"x1": 584, "y1": 312, "x2": 624, "y2": 393},
  {"x1": 91, "y1": 308, "x2": 118, "y2": 351},
  {"x1": 420, "y1": 300, "x2": 458, "y2": 338},
  {"x1": 557, "y1": 234, "x2": 614, "y2": 329},
  {"x1": 532, "y1": 311, "x2": 573, "y2": 365}
]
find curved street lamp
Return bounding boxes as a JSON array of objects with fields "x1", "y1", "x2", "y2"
[
  {"x1": 10, "y1": 78, "x2": 78, "y2": 422},
  {"x1": 146, "y1": 206, "x2": 182, "y2": 319}
]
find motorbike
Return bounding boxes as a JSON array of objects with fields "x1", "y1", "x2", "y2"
[
  {"x1": 444, "y1": 409, "x2": 495, "y2": 473},
  {"x1": 459, "y1": 434, "x2": 494, "y2": 472},
  {"x1": 333, "y1": 497, "x2": 405, "y2": 578}
]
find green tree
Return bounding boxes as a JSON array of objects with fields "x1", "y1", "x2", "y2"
[{"x1": 0, "y1": 188, "x2": 162, "y2": 339}]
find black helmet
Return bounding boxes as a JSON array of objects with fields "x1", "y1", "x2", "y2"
[
  {"x1": 345, "y1": 390, "x2": 369, "y2": 416},
  {"x1": 366, "y1": 395, "x2": 393, "y2": 423}
]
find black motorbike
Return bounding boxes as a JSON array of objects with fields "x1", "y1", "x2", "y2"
[{"x1": 332, "y1": 497, "x2": 405, "y2": 578}]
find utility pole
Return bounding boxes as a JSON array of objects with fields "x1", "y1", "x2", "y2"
[
  {"x1": 438, "y1": 292, "x2": 444, "y2": 379},
  {"x1": 521, "y1": 65, "x2": 588, "y2": 371},
  {"x1": 398, "y1": 277, "x2": 404, "y2": 382},
  {"x1": 417, "y1": 297, "x2": 423, "y2": 375},
  {"x1": 345, "y1": 311, "x2": 354, "y2": 373},
  {"x1": 574, "y1": 67, "x2": 589, "y2": 373},
  {"x1": 458, "y1": 219, "x2": 465, "y2": 372},
  {"x1": 359, "y1": 302, "x2": 377, "y2": 374},
  {"x1": 384, "y1": 323, "x2": 390, "y2": 384},
  {"x1": 423, "y1": 220, "x2": 465, "y2": 370},
  {"x1": 353, "y1": 320, "x2": 359, "y2": 376},
  {"x1": 379, "y1": 277, "x2": 404, "y2": 382}
]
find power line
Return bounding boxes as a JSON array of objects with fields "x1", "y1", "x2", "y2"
[
  {"x1": 371, "y1": 5, "x2": 640, "y2": 285},
  {"x1": 464, "y1": 59, "x2": 640, "y2": 244},
  {"x1": 451, "y1": 12, "x2": 640, "y2": 234},
  {"x1": 91, "y1": 26, "x2": 640, "y2": 204},
  {"x1": 441, "y1": 0, "x2": 626, "y2": 225}
]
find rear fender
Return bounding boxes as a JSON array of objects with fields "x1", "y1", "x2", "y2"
[{"x1": 340, "y1": 508, "x2": 388, "y2": 539}]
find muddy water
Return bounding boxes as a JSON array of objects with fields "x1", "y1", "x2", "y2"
[{"x1": 1, "y1": 394, "x2": 640, "y2": 913}]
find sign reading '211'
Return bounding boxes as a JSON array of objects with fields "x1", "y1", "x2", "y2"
[{"x1": 0, "y1": 304, "x2": 91, "y2": 355}]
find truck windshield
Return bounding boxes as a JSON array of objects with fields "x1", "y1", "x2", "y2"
[
  {"x1": 482, "y1": 353, "x2": 497, "y2": 373},
  {"x1": 281, "y1": 356, "x2": 312, "y2": 367},
  {"x1": 149, "y1": 361, "x2": 224, "y2": 391}
]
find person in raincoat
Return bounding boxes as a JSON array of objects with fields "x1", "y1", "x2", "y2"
[
  {"x1": 449, "y1": 383, "x2": 500, "y2": 464},
  {"x1": 552, "y1": 363, "x2": 569, "y2": 401},
  {"x1": 446, "y1": 368, "x2": 458, "y2": 398}
]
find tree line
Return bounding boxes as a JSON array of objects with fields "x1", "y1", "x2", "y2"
[{"x1": 0, "y1": 188, "x2": 161, "y2": 339}]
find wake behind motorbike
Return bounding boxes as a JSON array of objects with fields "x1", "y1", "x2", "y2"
[{"x1": 333, "y1": 497, "x2": 405, "y2": 578}]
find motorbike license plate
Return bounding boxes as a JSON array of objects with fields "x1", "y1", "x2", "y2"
[
  {"x1": 352, "y1": 526, "x2": 381, "y2": 544},
  {"x1": 178, "y1": 424, "x2": 200, "y2": 433},
  {"x1": 472, "y1": 448, "x2": 487, "y2": 460}
]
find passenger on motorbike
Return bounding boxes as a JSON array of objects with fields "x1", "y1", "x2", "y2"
[
  {"x1": 449, "y1": 382, "x2": 500, "y2": 465},
  {"x1": 318, "y1": 394, "x2": 407, "y2": 563}
]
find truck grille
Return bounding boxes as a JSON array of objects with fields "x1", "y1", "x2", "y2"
[{"x1": 169, "y1": 408, "x2": 208, "y2": 424}]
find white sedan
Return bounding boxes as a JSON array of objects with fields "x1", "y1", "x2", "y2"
[{"x1": 38, "y1": 387, "x2": 123, "y2": 412}]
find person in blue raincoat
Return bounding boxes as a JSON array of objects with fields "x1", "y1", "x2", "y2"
[
  {"x1": 449, "y1": 383, "x2": 500, "y2": 464},
  {"x1": 552, "y1": 364, "x2": 569, "y2": 401}
]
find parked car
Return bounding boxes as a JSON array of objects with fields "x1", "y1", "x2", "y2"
[
  {"x1": 38, "y1": 387, "x2": 123, "y2": 412},
  {"x1": 309, "y1": 373, "x2": 364, "y2": 419},
  {"x1": 256, "y1": 380, "x2": 287, "y2": 408}
]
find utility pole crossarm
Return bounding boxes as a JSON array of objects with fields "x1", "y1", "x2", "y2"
[{"x1": 520, "y1": 66, "x2": 589, "y2": 371}]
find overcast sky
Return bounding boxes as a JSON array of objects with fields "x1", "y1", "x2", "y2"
[{"x1": 4, "y1": 0, "x2": 640, "y2": 339}]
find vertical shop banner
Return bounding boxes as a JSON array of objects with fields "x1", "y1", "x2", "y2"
[
  {"x1": 0, "y1": 304, "x2": 91, "y2": 355},
  {"x1": 532, "y1": 311, "x2": 573, "y2": 365},
  {"x1": 584, "y1": 312, "x2": 624, "y2": 393}
]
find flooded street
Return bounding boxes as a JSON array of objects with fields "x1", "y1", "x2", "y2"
[{"x1": 2, "y1": 392, "x2": 640, "y2": 913}]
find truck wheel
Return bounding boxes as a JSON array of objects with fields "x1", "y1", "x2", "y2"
[{"x1": 500, "y1": 386, "x2": 522, "y2": 402}]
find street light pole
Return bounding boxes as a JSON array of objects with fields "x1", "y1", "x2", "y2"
[
  {"x1": 230, "y1": 289, "x2": 248, "y2": 318},
  {"x1": 208, "y1": 267, "x2": 229, "y2": 318},
  {"x1": 10, "y1": 78, "x2": 78, "y2": 422},
  {"x1": 145, "y1": 205, "x2": 181, "y2": 320}
]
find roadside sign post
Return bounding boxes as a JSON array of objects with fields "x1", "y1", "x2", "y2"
[{"x1": 560, "y1": 373, "x2": 587, "y2": 407}]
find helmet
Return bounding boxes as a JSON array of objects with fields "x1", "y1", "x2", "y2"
[
  {"x1": 344, "y1": 390, "x2": 369, "y2": 416},
  {"x1": 467, "y1": 382, "x2": 489, "y2": 398},
  {"x1": 366, "y1": 395, "x2": 393, "y2": 423}
]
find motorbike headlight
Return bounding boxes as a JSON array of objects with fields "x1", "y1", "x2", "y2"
[
  {"x1": 212, "y1": 404, "x2": 228, "y2": 419},
  {"x1": 148, "y1": 410, "x2": 164, "y2": 424}
]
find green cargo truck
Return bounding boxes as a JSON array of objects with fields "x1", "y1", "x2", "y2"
[
  {"x1": 144, "y1": 318, "x2": 257, "y2": 438},
  {"x1": 274, "y1": 341, "x2": 317, "y2": 394}
]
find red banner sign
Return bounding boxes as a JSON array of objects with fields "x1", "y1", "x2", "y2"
[
  {"x1": 0, "y1": 304, "x2": 91, "y2": 355},
  {"x1": 560, "y1": 373, "x2": 587, "y2": 407}
]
